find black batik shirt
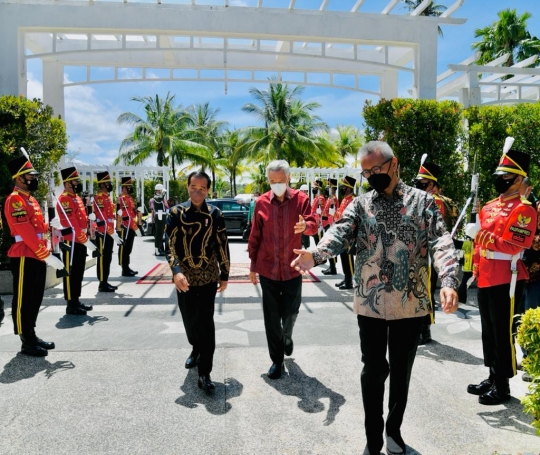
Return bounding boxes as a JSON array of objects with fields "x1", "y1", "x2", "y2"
[{"x1": 165, "y1": 200, "x2": 230, "y2": 286}]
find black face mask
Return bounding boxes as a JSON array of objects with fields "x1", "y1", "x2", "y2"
[
  {"x1": 494, "y1": 175, "x2": 517, "y2": 194},
  {"x1": 72, "y1": 182, "x2": 83, "y2": 194},
  {"x1": 105, "y1": 184, "x2": 113, "y2": 192},
  {"x1": 367, "y1": 173, "x2": 392, "y2": 194},
  {"x1": 127, "y1": 187, "x2": 134, "y2": 194},
  {"x1": 312, "y1": 188, "x2": 318, "y2": 195},
  {"x1": 25, "y1": 178, "x2": 39, "y2": 192},
  {"x1": 415, "y1": 181, "x2": 430, "y2": 191}
]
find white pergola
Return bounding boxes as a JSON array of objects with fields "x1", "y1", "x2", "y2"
[
  {"x1": 0, "y1": 0, "x2": 466, "y2": 119},
  {"x1": 289, "y1": 167, "x2": 366, "y2": 198},
  {"x1": 437, "y1": 53, "x2": 540, "y2": 106}
]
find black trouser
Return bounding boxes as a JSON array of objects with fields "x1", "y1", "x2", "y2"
[
  {"x1": 357, "y1": 315, "x2": 423, "y2": 452},
  {"x1": 10, "y1": 257, "x2": 46, "y2": 337},
  {"x1": 94, "y1": 232, "x2": 113, "y2": 283},
  {"x1": 259, "y1": 275, "x2": 302, "y2": 364},
  {"x1": 176, "y1": 282, "x2": 218, "y2": 376},
  {"x1": 62, "y1": 242, "x2": 87, "y2": 303},
  {"x1": 340, "y1": 251, "x2": 354, "y2": 282},
  {"x1": 301, "y1": 234, "x2": 310, "y2": 249},
  {"x1": 0, "y1": 296, "x2": 4, "y2": 324},
  {"x1": 118, "y1": 226, "x2": 135, "y2": 270},
  {"x1": 477, "y1": 281, "x2": 525, "y2": 380},
  {"x1": 154, "y1": 219, "x2": 166, "y2": 250},
  {"x1": 311, "y1": 228, "x2": 323, "y2": 248}
]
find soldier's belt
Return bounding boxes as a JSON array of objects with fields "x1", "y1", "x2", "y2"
[
  {"x1": 480, "y1": 249, "x2": 523, "y2": 261},
  {"x1": 96, "y1": 220, "x2": 106, "y2": 227},
  {"x1": 15, "y1": 233, "x2": 45, "y2": 242},
  {"x1": 122, "y1": 216, "x2": 130, "y2": 221}
]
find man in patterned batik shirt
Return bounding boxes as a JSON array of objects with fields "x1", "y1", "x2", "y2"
[{"x1": 292, "y1": 141, "x2": 459, "y2": 455}]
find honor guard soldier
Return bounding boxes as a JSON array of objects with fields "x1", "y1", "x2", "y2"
[
  {"x1": 310, "y1": 180, "x2": 326, "y2": 248},
  {"x1": 117, "y1": 176, "x2": 142, "y2": 276},
  {"x1": 4, "y1": 154, "x2": 65, "y2": 356},
  {"x1": 334, "y1": 176, "x2": 356, "y2": 290},
  {"x1": 93, "y1": 171, "x2": 123, "y2": 292},
  {"x1": 321, "y1": 178, "x2": 339, "y2": 275},
  {"x1": 415, "y1": 161, "x2": 458, "y2": 344},
  {"x1": 466, "y1": 145, "x2": 537, "y2": 405},
  {"x1": 150, "y1": 183, "x2": 169, "y2": 256},
  {"x1": 53, "y1": 167, "x2": 98, "y2": 315}
]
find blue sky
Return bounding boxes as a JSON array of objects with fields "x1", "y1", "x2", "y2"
[{"x1": 26, "y1": 0, "x2": 540, "y2": 166}]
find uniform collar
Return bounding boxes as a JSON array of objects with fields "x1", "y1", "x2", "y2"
[
  {"x1": 499, "y1": 191, "x2": 521, "y2": 203},
  {"x1": 13, "y1": 186, "x2": 30, "y2": 197}
]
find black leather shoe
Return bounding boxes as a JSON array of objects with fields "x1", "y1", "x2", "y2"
[
  {"x1": 79, "y1": 302, "x2": 93, "y2": 311},
  {"x1": 36, "y1": 338, "x2": 55, "y2": 350},
  {"x1": 284, "y1": 339, "x2": 294, "y2": 356},
  {"x1": 21, "y1": 343, "x2": 48, "y2": 357},
  {"x1": 339, "y1": 282, "x2": 353, "y2": 290},
  {"x1": 322, "y1": 268, "x2": 337, "y2": 275},
  {"x1": 467, "y1": 378, "x2": 493, "y2": 396},
  {"x1": 479, "y1": 384, "x2": 510, "y2": 405},
  {"x1": 98, "y1": 282, "x2": 116, "y2": 292},
  {"x1": 129, "y1": 268, "x2": 138, "y2": 275},
  {"x1": 335, "y1": 280, "x2": 345, "y2": 288},
  {"x1": 385, "y1": 433, "x2": 406, "y2": 455},
  {"x1": 122, "y1": 270, "x2": 137, "y2": 277},
  {"x1": 198, "y1": 375, "x2": 215, "y2": 390},
  {"x1": 66, "y1": 304, "x2": 87, "y2": 316},
  {"x1": 363, "y1": 445, "x2": 382, "y2": 455},
  {"x1": 185, "y1": 353, "x2": 199, "y2": 369},
  {"x1": 268, "y1": 362, "x2": 283, "y2": 380}
]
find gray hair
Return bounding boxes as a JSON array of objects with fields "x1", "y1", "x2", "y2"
[
  {"x1": 266, "y1": 160, "x2": 290, "y2": 176},
  {"x1": 358, "y1": 141, "x2": 395, "y2": 161}
]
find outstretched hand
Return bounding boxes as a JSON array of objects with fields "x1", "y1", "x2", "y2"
[
  {"x1": 440, "y1": 287, "x2": 458, "y2": 314},
  {"x1": 291, "y1": 248, "x2": 315, "y2": 274},
  {"x1": 294, "y1": 215, "x2": 307, "y2": 234}
]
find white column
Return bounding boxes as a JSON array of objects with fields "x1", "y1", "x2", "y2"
[
  {"x1": 415, "y1": 23, "x2": 438, "y2": 100},
  {"x1": 42, "y1": 61, "x2": 65, "y2": 119},
  {"x1": 381, "y1": 70, "x2": 398, "y2": 99},
  {"x1": 0, "y1": 22, "x2": 26, "y2": 97}
]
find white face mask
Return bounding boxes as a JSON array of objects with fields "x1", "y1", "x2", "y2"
[{"x1": 270, "y1": 183, "x2": 287, "y2": 197}]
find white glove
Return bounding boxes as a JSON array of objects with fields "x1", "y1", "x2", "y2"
[
  {"x1": 157, "y1": 210, "x2": 163, "y2": 221},
  {"x1": 88, "y1": 213, "x2": 96, "y2": 221},
  {"x1": 84, "y1": 240, "x2": 97, "y2": 252},
  {"x1": 111, "y1": 232, "x2": 124, "y2": 245},
  {"x1": 135, "y1": 228, "x2": 142, "y2": 237},
  {"x1": 49, "y1": 217, "x2": 65, "y2": 230},
  {"x1": 44, "y1": 254, "x2": 65, "y2": 270},
  {"x1": 117, "y1": 209, "x2": 122, "y2": 215},
  {"x1": 138, "y1": 207, "x2": 144, "y2": 213},
  {"x1": 465, "y1": 221, "x2": 480, "y2": 239}
]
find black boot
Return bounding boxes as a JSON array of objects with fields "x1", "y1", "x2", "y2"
[
  {"x1": 322, "y1": 264, "x2": 337, "y2": 275},
  {"x1": 419, "y1": 325, "x2": 432, "y2": 345},
  {"x1": 98, "y1": 281, "x2": 116, "y2": 292},
  {"x1": 479, "y1": 378, "x2": 510, "y2": 405},
  {"x1": 467, "y1": 369, "x2": 495, "y2": 395},
  {"x1": 0, "y1": 297, "x2": 4, "y2": 325},
  {"x1": 79, "y1": 302, "x2": 93, "y2": 311},
  {"x1": 122, "y1": 268, "x2": 137, "y2": 277},
  {"x1": 20, "y1": 334, "x2": 48, "y2": 357},
  {"x1": 335, "y1": 280, "x2": 345, "y2": 288},
  {"x1": 66, "y1": 301, "x2": 87, "y2": 315},
  {"x1": 339, "y1": 279, "x2": 353, "y2": 290}
]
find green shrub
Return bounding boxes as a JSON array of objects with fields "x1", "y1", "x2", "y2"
[{"x1": 517, "y1": 307, "x2": 540, "y2": 435}]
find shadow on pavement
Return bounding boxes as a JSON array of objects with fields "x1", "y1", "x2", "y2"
[
  {"x1": 0, "y1": 352, "x2": 75, "y2": 384},
  {"x1": 262, "y1": 358, "x2": 346, "y2": 426},
  {"x1": 55, "y1": 314, "x2": 109, "y2": 329},
  {"x1": 416, "y1": 340, "x2": 484, "y2": 365},
  {"x1": 477, "y1": 396, "x2": 537, "y2": 436},
  {"x1": 175, "y1": 368, "x2": 243, "y2": 415}
]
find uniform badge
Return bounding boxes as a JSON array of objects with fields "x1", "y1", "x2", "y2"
[
  {"x1": 12, "y1": 201, "x2": 23, "y2": 210},
  {"x1": 517, "y1": 214, "x2": 532, "y2": 228},
  {"x1": 508, "y1": 203, "x2": 513, "y2": 208}
]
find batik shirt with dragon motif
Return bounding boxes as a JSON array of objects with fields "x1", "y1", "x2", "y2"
[{"x1": 312, "y1": 181, "x2": 459, "y2": 320}]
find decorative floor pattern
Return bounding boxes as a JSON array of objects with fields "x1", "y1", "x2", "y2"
[{"x1": 137, "y1": 262, "x2": 320, "y2": 284}]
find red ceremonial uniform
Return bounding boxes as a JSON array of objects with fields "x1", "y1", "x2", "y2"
[
  {"x1": 335, "y1": 194, "x2": 354, "y2": 222},
  {"x1": 56, "y1": 190, "x2": 88, "y2": 244},
  {"x1": 118, "y1": 193, "x2": 138, "y2": 231},
  {"x1": 93, "y1": 191, "x2": 115, "y2": 235},
  {"x1": 322, "y1": 194, "x2": 338, "y2": 227},
  {"x1": 5, "y1": 188, "x2": 50, "y2": 261},
  {"x1": 473, "y1": 192, "x2": 537, "y2": 288},
  {"x1": 310, "y1": 194, "x2": 326, "y2": 227}
]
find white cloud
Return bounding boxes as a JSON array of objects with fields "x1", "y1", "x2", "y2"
[{"x1": 27, "y1": 72, "x2": 43, "y2": 100}]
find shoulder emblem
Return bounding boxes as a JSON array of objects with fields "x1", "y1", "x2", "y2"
[
  {"x1": 11, "y1": 200, "x2": 23, "y2": 210},
  {"x1": 517, "y1": 213, "x2": 532, "y2": 228}
]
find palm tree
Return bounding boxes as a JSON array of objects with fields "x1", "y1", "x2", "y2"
[
  {"x1": 187, "y1": 102, "x2": 228, "y2": 192},
  {"x1": 472, "y1": 9, "x2": 540, "y2": 68},
  {"x1": 217, "y1": 129, "x2": 251, "y2": 196},
  {"x1": 332, "y1": 125, "x2": 363, "y2": 164},
  {"x1": 402, "y1": 0, "x2": 447, "y2": 36},
  {"x1": 115, "y1": 93, "x2": 210, "y2": 178},
  {"x1": 241, "y1": 79, "x2": 330, "y2": 166}
]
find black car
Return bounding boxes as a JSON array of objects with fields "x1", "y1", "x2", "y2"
[{"x1": 206, "y1": 198, "x2": 249, "y2": 236}]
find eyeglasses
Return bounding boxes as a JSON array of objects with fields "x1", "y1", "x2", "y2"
[{"x1": 360, "y1": 158, "x2": 392, "y2": 178}]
